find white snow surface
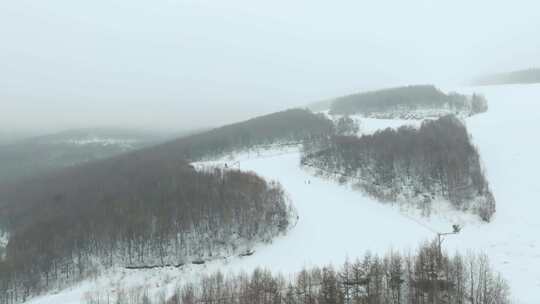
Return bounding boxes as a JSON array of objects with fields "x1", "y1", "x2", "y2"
[{"x1": 27, "y1": 84, "x2": 540, "y2": 304}]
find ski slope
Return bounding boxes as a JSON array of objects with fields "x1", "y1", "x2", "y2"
[
  {"x1": 28, "y1": 84, "x2": 540, "y2": 304},
  {"x1": 443, "y1": 84, "x2": 540, "y2": 304}
]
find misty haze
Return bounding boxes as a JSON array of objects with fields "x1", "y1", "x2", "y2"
[{"x1": 1, "y1": 1, "x2": 539, "y2": 304}]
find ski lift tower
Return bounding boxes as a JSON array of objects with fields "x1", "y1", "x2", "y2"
[{"x1": 437, "y1": 224, "x2": 461, "y2": 263}]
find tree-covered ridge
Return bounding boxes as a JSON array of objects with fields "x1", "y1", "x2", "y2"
[
  {"x1": 473, "y1": 68, "x2": 540, "y2": 86},
  {"x1": 0, "y1": 161, "x2": 291, "y2": 302},
  {"x1": 0, "y1": 108, "x2": 330, "y2": 228},
  {"x1": 329, "y1": 85, "x2": 488, "y2": 119},
  {"x1": 302, "y1": 115, "x2": 495, "y2": 221},
  {"x1": 0, "y1": 108, "x2": 334, "y2": 302},
  {"x1": 0, "y1": 109, "x2": 332, "y2": 186},
  {"x1": 159, "y1": 108, "x2": 334, "y2": 161}
]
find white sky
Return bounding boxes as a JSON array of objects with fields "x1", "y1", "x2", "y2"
[{"x1": 1, "y1": 0, "x2": 539, "y2": 133}]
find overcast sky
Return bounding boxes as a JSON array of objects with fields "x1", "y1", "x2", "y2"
[{"x1": 1, "y1": 0, "x2": 539, "y2": 134}]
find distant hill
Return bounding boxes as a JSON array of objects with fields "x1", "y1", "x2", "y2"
[
  {"x1": 329, "y1": 85, "x2": 488, "y2": 119},
  {"x1": 0, "y1": 128, "x2": 170, "y2": 184},
  {"x1": 472, "y1": 68, "x2": 540, "y2": 85}
]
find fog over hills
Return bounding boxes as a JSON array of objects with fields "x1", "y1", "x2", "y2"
[
  {"x1": 0, "y1": 128, "x2": 175, "y2": 184},
  {"x1": 2, "y1": 0, "x2": 540, "y2": 134}
]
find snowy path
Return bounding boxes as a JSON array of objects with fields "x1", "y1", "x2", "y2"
[{"x1": 28, "y1": 84, "x2": 540, "y2": 304}]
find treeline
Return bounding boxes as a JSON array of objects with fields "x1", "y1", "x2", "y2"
[
  {"x1": 329, "y1": 85, "x2": 488, "y2": 119},
  {"x1": 0, "y1": 163, "x2": 291, "y2": 303},
  {"x1": 84, "y1": 242, "x2": 511, "y2": 304},
  {"x1": 157, "y1": 108, "x2": 335, "y2": 161},
  {"x1": 301, "y1": 115, "x2": 495, "y2": 221},
  {"x1": 473, "y1": 68, "x2": 540, "y2": 85}
]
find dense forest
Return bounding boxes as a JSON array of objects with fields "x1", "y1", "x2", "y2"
[
  {"x1": 83, "y1": 242, "x2": 511, "y2": 304},
  {"x1": 301, "y1": 115, "x2": 495, "y2": 221},
  {"x1": 0, "y1": 161, "x2": 291, "y2": 303},
  {"x1": 159, "y1": 109, "x2": 334, "y2": 161},
  {"x1": 0, "y1": 108, "x2": 333, "y2": 302},
  {"x1": 0, "y1": 109, "x2": 331, "y2": 226},
  {"x1": 473, "y1": 68, "x2": 540, "y2": 85},
  {"x1": 329, "y1": 85, "x2": 488, "y2": 119}
]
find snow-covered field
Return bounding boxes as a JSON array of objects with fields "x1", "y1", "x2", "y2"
[{"x1": 27, "y1": 84, "x2": 540, "y2": 304}]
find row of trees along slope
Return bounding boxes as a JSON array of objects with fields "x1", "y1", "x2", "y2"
[
  {"x1": 0, "y1": 109, "x2": 334, "y2": 303},
  {"x1": 301, "y1": 115, "x2": 495, "y2": 221},
  {"x1": 90, "y1": 241, "x2": 511, "y2": 304},
  {"x1": 329, "y1": 85, "x2": 488, "y2": 119},
  {"x1": 158, "y1": 108, "x2": 335, "y2": 161}
]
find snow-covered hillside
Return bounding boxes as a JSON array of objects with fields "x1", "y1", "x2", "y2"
[
  {"x1": 27, "y1": 84, "x2": 540, "y2": 304},
  {"x1": 443, "y1": 84, "x2": 540, "y2": 304}
]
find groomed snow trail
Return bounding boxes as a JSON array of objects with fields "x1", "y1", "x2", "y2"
[{"x1": 27, "y1": 84, "x2": 540, "y2": 304}]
